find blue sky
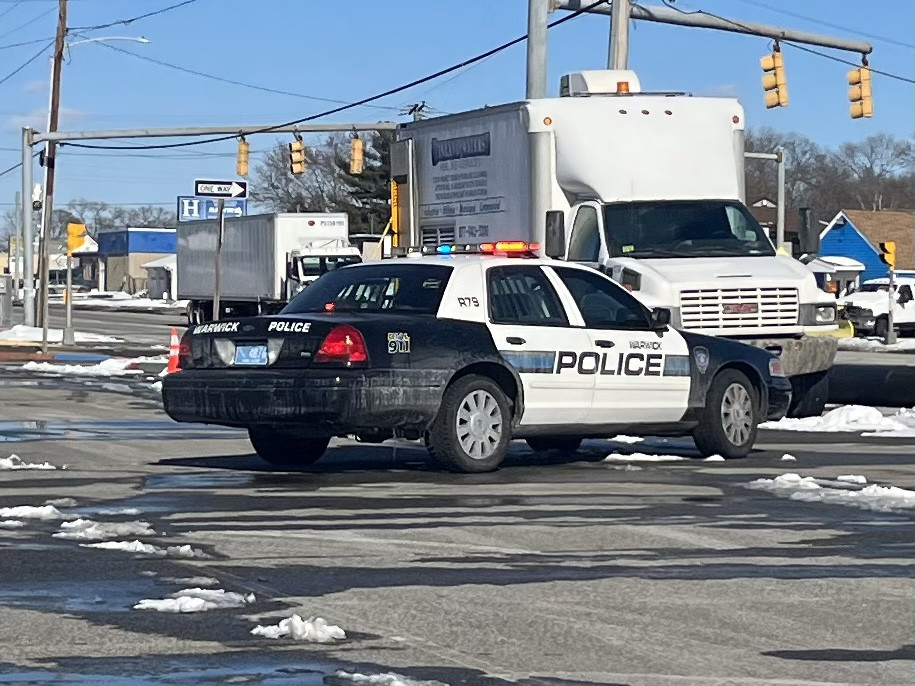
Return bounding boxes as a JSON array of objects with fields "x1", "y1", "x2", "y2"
[{"x1": 0, "y1": 0, "x2": 912, "y2": 217}]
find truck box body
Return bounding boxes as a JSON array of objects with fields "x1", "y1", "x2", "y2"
[{"x1": 177, "y1": 213, "x2": 348, "y2": 302}]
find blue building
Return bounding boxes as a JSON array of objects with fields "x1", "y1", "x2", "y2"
[
  {"x1": 96, "y1": 227, "x2": 177, "y2": 293},
  {"x1": 820, "y1": 209, "x2": 914, "y2": 283}
]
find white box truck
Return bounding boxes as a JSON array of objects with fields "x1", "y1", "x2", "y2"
[
  {"x1": 391, "y1": 69, "x2": 838, "y2": 417},
  {"x1": 178, "y1": 212, "x2": 361, "y2": 323}
]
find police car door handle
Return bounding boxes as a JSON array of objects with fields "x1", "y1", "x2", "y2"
[
  {"x1": 506, "y1": 336, "x2": 526, "y2": 345},
  {"x1": 595, "y1": 339, "x2": 615, "y2": 348}
]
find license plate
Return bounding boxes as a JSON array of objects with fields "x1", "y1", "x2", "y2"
[{"x1": 234, "y1": 344, "x2": 268, "y2": 366}]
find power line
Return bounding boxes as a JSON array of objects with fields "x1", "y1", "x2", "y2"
[
  {"x1": 0, "y1": 35, "x2": 55, "y2": 50},
  {"x1": 60, "y1": 0, "x2": 610, "y2": 152},
  {"x1": 97, "y1": 42, "x2": 402, "y2": 113},
  {"x1": 0, "y1": 1, "x2": 24, "y2": 20},
  {"x1": 69, "y1": 0, "x2": 200, "y2": 31},
  {"x1": 0, "y1": 39, "x2": 54, "y2": 88},
  {"x1": 0, "y1": 4, "x2": 54, "y2": 39},
  {"x1": 0, "y1": 150, "x2": 41, "y2": 180},
  {"x1": 723, "y1": 0, "x2": 914, "y2": 50}
]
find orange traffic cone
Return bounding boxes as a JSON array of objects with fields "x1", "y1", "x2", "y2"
[{"x1": 166, "y1": 327, "x2": 181, "y2": 374}]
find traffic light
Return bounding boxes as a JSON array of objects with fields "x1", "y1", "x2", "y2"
[
  {"x1": 848, "y1": 66, "x2": 873, "y2": 119},
  {"x1": 350, "y1": 136, "x2": 364, "y2": 175},
  {"x1": 289, "y1": 136, "x2": 306, "y2": 175},
  {"x1": 879, "y1": 241, "x2": 896, "y2": 269},
  {"x1": 66, "y1": 223, "x2": 86, "y2": 257},
  {"x1": 761, "y1": 49, "x2": 788, "y2": 108},
  {"x1": 236, "y1": 137, "x2": 249, "y2": 177}
]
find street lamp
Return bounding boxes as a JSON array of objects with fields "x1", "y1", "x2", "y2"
[{"x1": 37, "y1": 35, "x2": 149, "y2": 347}]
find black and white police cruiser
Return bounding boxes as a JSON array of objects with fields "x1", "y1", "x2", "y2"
[{"x1": 163, "y1": 240, "x2": 792, "y2": 473}]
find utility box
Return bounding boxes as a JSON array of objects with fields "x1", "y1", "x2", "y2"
[{"x1": 0, "y1": 274, "x2": 12, "y2": 329}]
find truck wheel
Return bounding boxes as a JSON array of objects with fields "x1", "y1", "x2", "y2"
[
  {"x1": 787, "y1": 370, "x2": 829, "y2": 418},
  {"x1": 874, "y1": 316, "x2": 889, "y2": 339},
  {"x1": 526, "y1": 437, "x2": 582, "y2": 453},
  {"x1": 427, "y1": 375, "x2": 511, "y2": 473},
  {"x1": 693, "y1": 369, "x2": 758, "y2": 459},
  {"x1": 248, "y1": 429, "x2": 329, "y2": 468}
]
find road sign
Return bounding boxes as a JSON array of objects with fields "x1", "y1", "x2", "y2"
[
  {"x1": 177, "y1": 196, "x2": 248, "y2": 222},
  {"x1": 194, "y1": 179, "x2": 247, "y2": 198}
]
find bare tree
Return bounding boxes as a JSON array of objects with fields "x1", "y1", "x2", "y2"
[{"x1": 831, "y1": 134, "x2": 914, "y2": 210}]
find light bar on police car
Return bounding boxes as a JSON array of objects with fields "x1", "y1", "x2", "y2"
[{"x1": 391, "y1": 241, "x2": 541, "y2": 257}]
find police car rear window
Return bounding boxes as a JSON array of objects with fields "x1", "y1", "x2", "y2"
[{"x1": 281, "y1": 264, "x2": 453, "y2": 315}]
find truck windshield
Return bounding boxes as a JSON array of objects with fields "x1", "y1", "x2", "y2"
[
  {"x1": 299, "y1": 255, "x2": 362, "y2": 277},
  {"x1": 282, "y1": 263, "x2": 452, "y2": 314},
  {"x1": 603, "y1": 201, "x2": 775, "y2": 258}
]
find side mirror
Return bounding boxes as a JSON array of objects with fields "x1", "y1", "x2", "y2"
[
  {"x1": 650, "y1": 307, "x2": 671, "y2": 330},
  {"x1": 544, "y1": 210, "x2": 566, "y2": 259},
  {"x1": 798, "y1": 207, "x2": 819, "y2": 255},
  {"x1": 899, "y1": 291, "x2": 912, "y2": 304}
]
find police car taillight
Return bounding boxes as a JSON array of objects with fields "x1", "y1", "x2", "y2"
[
  {"x1": 177, "y1": 334, "x2": 193, "y2": 369},
  {"x1": 314, "y1": 325, "x2": 368, "y2": 365}
]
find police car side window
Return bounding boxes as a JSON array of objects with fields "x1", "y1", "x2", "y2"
[
  {"x1": 568, "y1": 206, "x2": 600, "y2": 262},
  {"x1": 553, "y1": 267, "x2": 651, "y2": 330},
  {"x1": 487, "y1": 267, "x2": 569, "y2": 326}
]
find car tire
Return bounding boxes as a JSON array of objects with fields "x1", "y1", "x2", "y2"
[
  {"x1": 526, "y1": 437, "x2": 583, "y2": 453},
  {"x1": 787, "y1": 370, "x2": 829, "y2": 418},
  {"x1": 693, "y1": 369, "x2": 758, "y2": 459},
  {"x1": 248, "y1": 429, "x2": 329, "y2": 468},
  {"x1": 427, "y1": 375, "x2": 511, "y2": 473},
  {"x1": 874, "y1": 316, "x2": 889, "y2": 339}
]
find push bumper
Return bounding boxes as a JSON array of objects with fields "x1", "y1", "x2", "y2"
[
  {"x1": 742, "y1": 335, "x2": 837, "y2": 377},
  {"x1": 162, "y1": 369, "x2": 446, "y2": 434},
  {"x1": 766, "y1": 376, "x2": 793, "y2": 421}
]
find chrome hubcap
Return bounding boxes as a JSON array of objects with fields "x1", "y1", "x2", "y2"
[
  {"x1": 456, "y1": 389, "x2": 502, "y2": 460},
  {"x1": 721, "y1": 383, "x2": 753, "y2": 445}
]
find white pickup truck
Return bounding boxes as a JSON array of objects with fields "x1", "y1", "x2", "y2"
[
  {"x1": 391, "y1": 68, "x2": 839, "y2": 416},
  {"x1": 840, "y1": 276, "x2": 915, "y2": 338}
]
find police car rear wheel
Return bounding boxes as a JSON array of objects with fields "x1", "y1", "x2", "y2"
[
  {"x1": 428, "y1": 375, "x2": 510, "y2": 473},
  {"x1": 526, "y1": 437, "x2": 583, "y2": 453},
  {"x1": 248, "y1": 429, "x2": 329, "y2": 468},
  {"x1": 693, "y1": 370, "x2": 758, "y2": 459}
]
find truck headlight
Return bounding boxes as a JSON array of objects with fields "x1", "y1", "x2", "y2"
[
  {"x1": 815, "y1": 305, "x2": 836, "y2": 323},
  {"x1": 800, "y1": 304, "x2": 836, "y2": 325}
]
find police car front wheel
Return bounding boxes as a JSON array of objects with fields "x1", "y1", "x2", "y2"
[
  {"x1": 427, "y1": 375, "x2": 511, "y2": 473},
  {"x1": 692, "y1": 369, "x2": 759, "y2": 459}
]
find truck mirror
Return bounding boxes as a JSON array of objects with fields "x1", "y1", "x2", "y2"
[
  {"x1": 798, "y1": 207, "x2": 819, "y2": 255},
  {"x1": 544, "y1": 211, "x2": 566, "y2": 258},
  {"x1": 650, "y1": 307, "x2": 671, "y2": 330}
]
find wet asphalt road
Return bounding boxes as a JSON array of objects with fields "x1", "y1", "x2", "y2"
[{"x1": 0, "y1": 373, "x2": 912, "y2": 686}]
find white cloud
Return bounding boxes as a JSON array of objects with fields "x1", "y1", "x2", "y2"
[
  {"x1": 5, "y1": 107, "x2": 88, "y2": 132},
  {"x1": 22, "y1": 79, "x2": 47, "y2": 95}
]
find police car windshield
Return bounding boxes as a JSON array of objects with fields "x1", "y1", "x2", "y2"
[
  {"x1": 282, "y1": 263, "x2": 452, "y2": 314},
  {"x1": 604, "y1": 201, "x2": 776, "y2": 258}
]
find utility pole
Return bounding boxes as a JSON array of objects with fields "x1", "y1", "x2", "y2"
[
  {"x1": 21, "y1": 128, "x2": 35, "y2": 327},
  {"x1": 38, "y1": 0, "x2": 67, "y2": 353},
  {"x1": 526, "y1": 0, "x2": 549, "y2": 98},
  {"x1": 212, "y1": 198, "x2": 225, "y2": 322},
  {"x1": 775, "y1": 146, "x2": 786, "y2": 249},
  {"x1": 608, "y1": 0, "x2": 630, "y2": 69},
  {"x1": 12, "y1": 191, "x2": 21, "y2": 301}
]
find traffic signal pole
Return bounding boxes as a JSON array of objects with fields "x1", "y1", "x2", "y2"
[{"x1": 887, "y1": 268, "x2": 896, "y2": 345}]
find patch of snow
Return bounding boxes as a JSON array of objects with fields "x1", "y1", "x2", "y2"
[
  {"x1": 838, "y1": 337, "x2": 915, "y2": 353},
  {"x1": 747, "y1": 473, "x2": 915, "y2": 512},
  {"x1": 251, "y1": 615, "x2": 345, "y2": 642},
  {"x1": 704, "y1": 455, "x2": 725, "y2": 462},
  {"x1": 761, "y1": 405, "x2": 908, "y2": 433},
  {"x1": 95, "y1": 507, "x2": 142, "y2": 516},
  {"x1": 53, "y1": 518, "x2": 154, "y2": 540},
  {"x1": 150, "y1": 381, "x2": 163, "y2": 392},
  {"x1": 164, "y1": 544, "x2": 208, "y2": 559},
  {"x1": 0, "y1": 325, "x2": 121, "y2": 344},
  {"x1": 0, "y1": 520, "x2": 26, "y2": 529},
  {"x1": 164, "y1": 576, "x2": 219, "y2": 587},
  {"x1": 134, "y1": 588, "x2": 255, "y2": 613},
  {"x1": 609, "y1": 435, "x2": 643, "y2": 444},
  {"x1": 22, "y1": 359, "x2": 144, "y2": 378},
  {"x1": 333, "y1": 671, "x2": 445, "y2": 686},
  {"x1": 45, "y1": 497, "x2": 77, "y2": 507},
  {"x1": 837, "y1": 474, "x2": 868, "y2": 484},
  {"x1": 605, "y1": 452, "x2": 688, "y2": 463},
  {"x1": 781, "y1": 454, "x2": 797, "y2": 462},
  {"x1": 71, "y1": 296, "x2": 188, "y2": 311},
  {"x1": 81, "y1": 540, "x2": 160, "y2": 555},
  {"x1": 139, "y1": 570, "x2": 158, "y2": 577},
  {"x1": 0, "y1": 504, "x2": 70, "y2": 520},
  {"x1": 0, "y1": 454, "x2": 58, "y2": 470},
  {"x1": 862, "y1": 407, "x2": 915, "y2": 438}
]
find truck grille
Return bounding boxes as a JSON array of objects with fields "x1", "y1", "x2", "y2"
[{"x1": 679, "y1": 287, "x2": 799, "y2": 331}]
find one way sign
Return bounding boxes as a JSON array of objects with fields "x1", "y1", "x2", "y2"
[{"x1": 194, "y1": 179, "x2": 248, "y2": 198}]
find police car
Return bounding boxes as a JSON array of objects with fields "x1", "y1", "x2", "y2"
[{"x1": 162, "y1": 241, "x2": 792, "y2": 473}]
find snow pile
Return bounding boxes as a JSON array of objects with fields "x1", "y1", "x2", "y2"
[
  {"x1": 22, "y1": 359, "x2": 144, "y2": 377},
  {"x1": 134, "y1": 588, "x2": 255, "y2": 613},
  {"x1": 45, "y1": 497, "x2": 77, "y2": 507},
  {"x1": 747, "y1": 473, "x2": 915, "y2": 512},
  {"x1": 837, "y1": 474, "x2": 868, "y2": 484},
  {"x1": 704, "y1": 455, "x2": 725, "y2": 462},
  {"x1": 781, "y1": 454, "x2": 797, "y2": 462},
  {"x1": 761, "y1": 405, "x2": 909, "y2": 433},
  {"x1": 605, "y1": 452, "x2": 687, "y2": 463},
  {"x1": 251, "y1": 615, "x2": 345, "y2": 642},
  {"x1": 838, "y1": 337, "x2": 915, "y2": 353},
  {"x1": 82, "y1": 540, "x2": 160, "y2": 555},
  {"x1": 0, "y1": 504, "x2": 70, "y2": 520},
  {"x1": 0, "y1": 454, "x2": 58, "y2": 470},
  {"x1": 164, "y1": 576, "x2": 219, "y2": 587},
  {"x1": 163, "y1": 544, "x2": 208, "y2": 559},
  {"x1": 0, "y1": 325, "x2": 121, "y2": 344},
  {"x1": 0, "y1": 520, "x2": 26, "y2": 529},
  {"x1": 62, "y1": 291, "x2": 189, "y2": 311},
  {"x1": 863, "y1": 407, "x2": 915, "y2": 438},
  {"x1": 95, "y1": 507, "x2": 142, "y2": 516},
  {"x1": 333, "y1": 671, "x2": 446, "y2": 686},
  {"x1": 53, "y1": 518, "x2": 154, "y2": 540},
  {"x1": 609, "y1": 435, "x2": 643, "y2": 444}
]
